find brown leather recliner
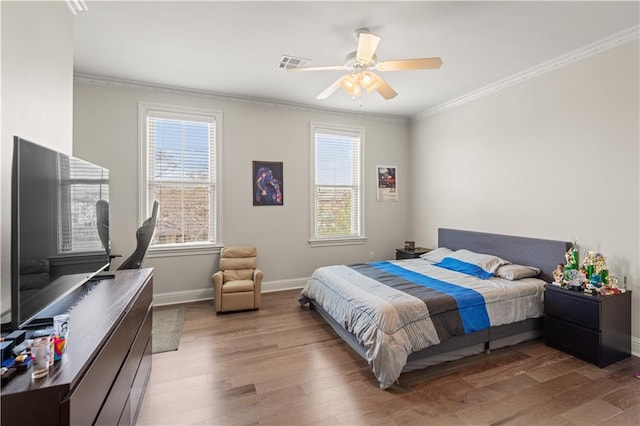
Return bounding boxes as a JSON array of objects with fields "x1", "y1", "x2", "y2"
[{"x1": 212, "y1": 246, "x2": 263, "y2": 313}]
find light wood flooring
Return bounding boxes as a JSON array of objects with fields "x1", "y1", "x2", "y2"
[{"x1": 137, "y1": 289, "x2": 640, "y2": 425}]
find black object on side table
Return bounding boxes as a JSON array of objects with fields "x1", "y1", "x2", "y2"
[
  {"x1": 396, "y1": 247, "x2": 431, "y2": 260},
  {"x1": 544, "y1": 284, "x2": 631, "y2": 368}
]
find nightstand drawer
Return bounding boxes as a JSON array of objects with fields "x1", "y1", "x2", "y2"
[
  {"x1": 544, "y1": 316, "x2": 600, "y2": 364},
  {"x1": 545, "y1": 288, "x2": 600, "y2": 331}
]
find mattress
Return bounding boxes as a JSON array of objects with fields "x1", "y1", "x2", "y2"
[{"x1": 298, "y1": 258, "x2": 546, "y2": 389}]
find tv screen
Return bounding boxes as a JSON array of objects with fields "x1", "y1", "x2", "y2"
[{"x1": 11, "y1": 137, "x2": 110, "y2": 329}]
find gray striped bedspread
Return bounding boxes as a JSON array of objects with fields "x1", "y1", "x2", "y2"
[{"x1": 298, "y1": 258, "x2": 546, "y2": 389}]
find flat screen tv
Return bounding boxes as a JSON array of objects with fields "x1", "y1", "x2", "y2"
[{"x1": 11, "y1": 137, "x2": 110, "y2": 330}]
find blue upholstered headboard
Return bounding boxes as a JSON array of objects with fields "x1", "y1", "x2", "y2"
[{"x1": 438, "y1": 228, "x2": 571, "y2": 283}]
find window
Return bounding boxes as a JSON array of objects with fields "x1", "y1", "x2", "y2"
[
  {"x1": 310, "y1": 123, "x2": 365, "y2": 246},
  {"x1": 139, "y1": 103, "x2": 222, "y2": 252}
]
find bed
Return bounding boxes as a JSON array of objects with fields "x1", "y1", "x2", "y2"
[{"x1": 298, "y1": 228, "x2": 571, "y2": 389}]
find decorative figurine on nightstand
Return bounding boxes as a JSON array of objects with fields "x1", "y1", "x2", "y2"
[
  {"x1": 589, "y1": 273, "x2": 602, "y2": 289},
  {"x1": 552, "y1": 264, "x2": 564, "y2": 286},
  {"x1": 583, "y1": 251, "x2": 608, "y2": 288},
  {"x1": 594, "y1": 253, "x2": 608, "y2": 280},
  {"x1": 597, "y1": 272, "x2": 624, "y2": 296},
  {"x1": 564, "y1": 269, "x2": 582, "y2": 289},
  {"x1": 583, "y1": 250, "x2": 596, "y2": 278},
  {"x1": 564, "y1": 248, "x2": 579, "y2": 270},
  {"x1": 562, "y1": 246, "x2": 584, "y2": 290}
]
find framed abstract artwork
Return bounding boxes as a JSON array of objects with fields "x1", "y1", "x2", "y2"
[{"x1": 253, "y1": 161, "x2": 283, "y2": 206}]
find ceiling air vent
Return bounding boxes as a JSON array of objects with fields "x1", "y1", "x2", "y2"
[{"x1": 278, "y1": 55, "x2": 309, "y2": 70}]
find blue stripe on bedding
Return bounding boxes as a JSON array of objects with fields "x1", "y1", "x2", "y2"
[
  {"x1": 434, "y1": 257, "x2": 494, "y2": 279},
  {"x1": 370, "y1": 261, "x2": 490, "y2": 333}
]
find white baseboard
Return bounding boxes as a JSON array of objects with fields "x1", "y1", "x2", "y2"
[
  {"x1": 262, "y1": 277, "x2": 307, "y2": 293},
  {"x1": 153, "y1": 288, "x2": 214, "y2": 307},
  {"x1": 632, "y1": 337, "x2": 640, "y2": 358},
  {"x1": 152, "y1": 277, "x2": 308, "y2": 307}
]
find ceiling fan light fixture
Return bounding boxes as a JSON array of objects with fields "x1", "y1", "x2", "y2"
[
  {"x1": 360, "y1": 71, "x2": 379, "y2": 93},
  {"x1": 340, "y1": 74, "x2": 358, "y2": 95},
  {"x1": 360, "y1": 72, "x2": 376, "y2": 90},
  {"x1": 337, "y1": 72, "x2": 381, "y2": 98}
]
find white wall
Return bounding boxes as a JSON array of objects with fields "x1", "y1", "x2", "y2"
[
  {"x1": 0, "y1": 1, "x2": 74, "y2": 321},
  {"x1": 410, "y1": 41, "x2": 639, "y2": 347},
  {"x1": 73, "y1": 81, "x2": 411, "y2": 303}
]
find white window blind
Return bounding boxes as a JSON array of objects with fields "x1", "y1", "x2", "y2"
[
  {"x1": 146, "y1": 113, "x2": 217, "y2": 246},
  {"x1": 312, "y1": 125, "x2": 363, "y2": 241}
]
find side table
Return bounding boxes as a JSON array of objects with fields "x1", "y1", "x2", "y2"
[
  {"x1": 544, "y1": 284, "x2": 631, "y2": 367},
  {"x1": 396, "y1": 247, "x2": 431, "y2": 260}
]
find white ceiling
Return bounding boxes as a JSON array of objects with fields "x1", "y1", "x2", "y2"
[{"x1": 74, "y1": 1, "x2": 640, "y2": 119}]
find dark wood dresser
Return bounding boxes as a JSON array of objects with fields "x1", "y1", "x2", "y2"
[
  {"x1": 544, "y1": 284, "x2": 631, "y2": 367},
  {"x1": 1, "y1": 268, "x2": 153, "y2": 426}
]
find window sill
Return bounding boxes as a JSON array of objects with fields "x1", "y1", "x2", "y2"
[
  {"x1": 308, "y1": 237, "x2": 367, "y2": 247},
  {"x1": 147, "y1": 244, "x2": 222, "y2": 258}
]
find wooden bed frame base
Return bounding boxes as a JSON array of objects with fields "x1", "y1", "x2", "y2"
[{"x1": 305, "y1": 228, "x2": 570, "y2": 383}]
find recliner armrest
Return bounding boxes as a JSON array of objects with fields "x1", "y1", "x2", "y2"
[
  {"x1": 253, "y1": 269, "x2": 263, "y2": 308},
  {"x1": 253, "y1": 269, "x2": 264, "y2": 286},
  {"x1": 212, "y1": 271, "x2": 224, "y2": 312}
]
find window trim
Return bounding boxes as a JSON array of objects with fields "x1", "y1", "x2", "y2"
[
  {"x1": 138, "y1": 102, "x2": 223, "y2": 254},
  {"x1": 308, "y1": 121, "x2": 366, "y2": 247}
]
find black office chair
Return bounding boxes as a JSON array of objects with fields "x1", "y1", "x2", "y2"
[{"x1": 118, "y1": 201, "x2": 159, "y2": 270}]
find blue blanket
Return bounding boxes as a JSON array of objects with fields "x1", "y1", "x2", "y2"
[{"x1": 350, "y1": 261, "x2": 490, "y2": 340}]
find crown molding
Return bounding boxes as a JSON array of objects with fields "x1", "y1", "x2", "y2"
[
  {"x1": 412, "y1": 25, "x2": 640, "y2": 122},
  {"x1": 73, "y1": 74, "x2": 409, "y2": 124}
]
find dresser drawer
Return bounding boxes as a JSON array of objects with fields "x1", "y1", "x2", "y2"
[
  {"x1": 129, "y1": 277, "x2": 153, "y2": 342},
  {"x1": 545, "y1": 316, "x2": 600, "y2": 364},
  {"x1": 545, "y1": 288, "x2": 600, "y2": 331},
  {"x1": 94, "y1": 307, "x2": 152, "y2": 426},
  {"x1": 70, "y1": 308, "x2": 132, "y2": 425}
]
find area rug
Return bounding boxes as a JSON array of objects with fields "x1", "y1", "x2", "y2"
[{"x1": 152, "y1": 306, "x2": 186, "y2": 354}]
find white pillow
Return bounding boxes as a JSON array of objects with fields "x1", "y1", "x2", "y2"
[
  {"x1": 420, "y1": 247, "x2": 453, "y2": 263},
  {"x1": 495, "y1": 264, "x2": 540, "y2": 280},
  {"x1": 445, "y1": 249, "x2": 510, "y2": 274}
]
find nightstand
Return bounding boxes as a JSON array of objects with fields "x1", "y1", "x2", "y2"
[
  {"x1": 544, "y1": 284, "x2": 631, "y2": 367},
  {"x1": 396, "y1": 247, "x2": 431, "y2": 260}
]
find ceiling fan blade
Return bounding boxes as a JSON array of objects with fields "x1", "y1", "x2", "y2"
[
  {"x1": 376, "y1": 57, "x2": 443, "y2": 71},
  {"x1": 372, "y1": 74, "x2": 397, "y2": 100},
  {"x1": 287, "y1": 65, "x2": 346, "y2": 72},
  {"x1": 315, "y1": 76, "x2": 345, "y2": 100},
  {"x1": 356, "y1": 32, "x2": 381, "y2": 64}
]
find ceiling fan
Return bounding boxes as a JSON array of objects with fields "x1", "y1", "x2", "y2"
[{"x1": 288, "y1": 28, "x2": 443, "y2": 101}]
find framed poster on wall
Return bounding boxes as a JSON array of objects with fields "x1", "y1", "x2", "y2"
[
  {"x1": 253, "y1": 161, "x2": 283, "y2": 206},
  {"x1": 376, "y1": 165, "x2": 397, "y2": 201}
]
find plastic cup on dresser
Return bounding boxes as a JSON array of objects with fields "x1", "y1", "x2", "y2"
[
  {"x1": 53, "y1": 313, "x2": 70, "y2": 337},
  {"x1": 31, "y1": 336, "x2": 50, "y2": 379},
  {"x1": 53, "y1": 313, "x2": 70, "y2": 361},
  {"x1": 53, "y1": 336, "x2": 67, "y2": 361}
]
